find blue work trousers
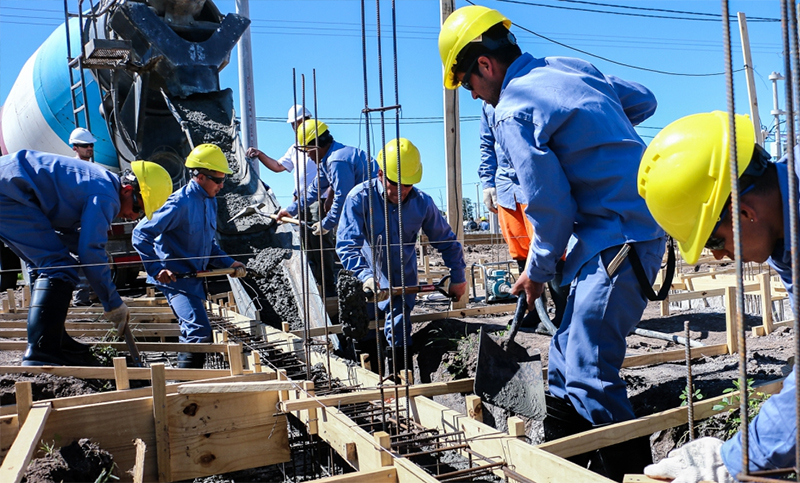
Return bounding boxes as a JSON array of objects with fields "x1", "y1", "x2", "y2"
[
  {"x1": 380, "y1": 296, "x2": 414, "y2": 348},
  {"x1": 0, "y1": 197, "x2": 79, "y2": 286},
  {"x1": 548, "y1": 237, "x2": 665, "y2": 425},
  {"x1": 162, "y1": 282, "x2": 212, "y2": 344}
]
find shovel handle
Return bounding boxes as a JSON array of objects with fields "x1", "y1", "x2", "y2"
[
  {"x1": 176, "y1": 268, "x2": 237, "y2": 279},
  {"x1": 269, "y1": 213, "x2": 303, "y2": 226},
  {"x1": 507, "y1": 295, "x2": 527, "y2": 344}
]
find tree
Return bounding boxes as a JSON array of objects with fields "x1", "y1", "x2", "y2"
[{"x1": 462, "y1": 198, "x2": 474, "y2": 221}]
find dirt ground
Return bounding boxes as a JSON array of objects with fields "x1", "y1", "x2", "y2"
[{"x1": 0, "y1": 243, "x2": 794, "y2": 480}]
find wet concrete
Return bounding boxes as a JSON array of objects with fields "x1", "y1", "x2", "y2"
[
  {"x1": 246, "y1": 248, "x2": 299, "y2": 329},
  {"x1": 336, "y1": 270, "x2": 369, "y2": 340}
]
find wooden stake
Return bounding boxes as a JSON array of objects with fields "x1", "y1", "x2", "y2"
[
  {"x1": 758, "y1": 272, "x2": 774, "y2": 335},
  {"x1": 725, "y1": 286, "x2": 739, "y2": 354},
  {"x1": 360, "y1": 353, "x2": 371, "y2": 371},
  {"x1": 374, "y1": 431, "x2": 393, "y2": 467},
  {"x1": 303, "y1": 381, "x2": 318, "y2": 435},
  {"x1": 466, "y1": 395, "x2": 483, "y2": 422},
  {"x1": 282, "y1": 322, "x2": 291, "y2": 333},
  {"x1": 2, "y1": 299, "x2": 10, "y2": 314},
  {"x1": 6, "y1": 289, "x2": 16, "y2": 313},
  {"x1": 507, "y1": 416, "x2": 525, "y2": 438},
  {"x1": 132, "y1": 438, "x2": 146, "y2": 483},
  {"x1": 250, "y1": 350, "x2": 262, "y2": 373},
  {"x1": 151, "y1": 363, "x2": 171, "y2": 483},
  {"x1": 113, "y1": 357, "x2": 130, "y2": 390},
  {"x1": 15, "y1": 381, "x2": 32, "y2": 427},
  {"x1": 228, "y1": 343, "x2": 243, "y2": 376},
  {"x1": 277, "y1": 369, "x2": 290, "y2": 402},
  {"x1": 21, "y1": 285, "x2": 30, "y2": 308}
]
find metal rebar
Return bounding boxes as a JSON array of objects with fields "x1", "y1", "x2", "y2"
[
  {"x1": 400, "y1": 444, "x2": 470, "y2": 458},
  {"x1": 685, "y1": 320, "x2": 695, "y2": 441},
  {"x1": 434, "y1": 461, "x2": 506, "y2": 481}
]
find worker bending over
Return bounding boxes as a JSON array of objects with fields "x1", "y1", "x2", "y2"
[
  {"x1": 276, "y1": 119, "x2": 377, "y2": 289},
  {"x1": 0, "y1": 150, "x2": 172, "y2": 366},
  {"x1": 336, "y1": 138, "x2": 467, "y2": 374},
  {"x1": 248, "y1": 105, "x2": 333, "y2": 290},
  {"x1": 439, "y1": 6, "x2": 664, "y2": 478},
  {"x1": 133, "y1": 144, "x2": 247, "y2": 369},
  {"x1": 639, "y1": 111, "x2": 796, "y2": 482}
]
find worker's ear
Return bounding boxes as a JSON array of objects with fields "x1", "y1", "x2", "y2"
[{"x1": 119, "y1": 185, "x2": 134, "y2": 211}]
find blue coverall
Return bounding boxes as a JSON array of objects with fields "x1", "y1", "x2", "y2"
[
  {"x1": 286, "y1": 141, "x2": 377, "y2": 232},
  {"x1": 336, "y1": 179, "x2": 466, "y2": 347},
  {"x1": 132, "y1": 180, "x2": 235, "y2": 343},
  {"x1": 479, "y1": 102, "x2": 525, "y2": 210},
  {"x1": 0, "y1": 150, "x2": 123, "y2": 311},
  {"x1": 721, "y1": 158, "x2": 798, "y2": 475},
  {"x1": 492, "y1": 54, "x2": 666, "y2": 425}
]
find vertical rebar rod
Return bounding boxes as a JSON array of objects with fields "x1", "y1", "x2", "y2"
[
  {"x1": 722, "y1": 0, "x2": 749, "y2": 475},
  {"x1": 684, "y1": 320, "x2": 695, "y2": 441},
  {"x1": 299, "y1": 74, "x2": 312, "y2": 381}
]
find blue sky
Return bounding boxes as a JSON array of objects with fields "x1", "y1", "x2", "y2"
[{"x1": 0, "y1": 0, "x2": 788, "y2": 212}]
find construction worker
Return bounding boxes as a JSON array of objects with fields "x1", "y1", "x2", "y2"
[
  {"x1": 69, "y1": 127, "x2": 96, "y2": 162},
  {"x1": 479, "y1": 217, "x2": 489, "y2": 231},
  {"x1": 439, "y1": 6, "x2": 664, "y2": 479},
  {"x1": 247, "y1": 105, "x2": 333, "y2": 290},
  {"x1": 0, "y1": 150, "x2": 172, "y2": 366},
  {"x1": 639, "y1": 111, "x2": 795, "y2": 481},
  {"x1": 276, "y1": 119, "x2": 377, "y2": 288},
  {"x1": 336, "y1": 138, "x2": 467, "y2": 373},
  {"x1": 133, "y1": 144, "x2": 247, "y2": 369}
]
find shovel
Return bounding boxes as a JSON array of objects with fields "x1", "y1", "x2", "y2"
[
  {"x1": 227, "y1": 201, "x2": 305, "y2": 226},
  {"x1": 363, "y1": 276, "x2": 455, "y2": 302},
  {"x1": 474, "y1": 295, "x2": 546, "y2": 419}
]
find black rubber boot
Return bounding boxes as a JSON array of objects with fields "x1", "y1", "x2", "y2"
[
  {"x1": 23, "y1": 276, "x2": 82, "y2": 366},
  {"x1": 60, "y1": 329, "x2": 101, "y2": 366},
  {"x1": 548, "y1": 259, "x2": 568, "y2": 329},
  {"x1": 384, "y1": 346, "x2": 412, "y2": 380},
  {"x1": 593, "y1": 435, "x2": 653, "y2": 482},
  {"x1": 177, "y1": 352, "x2": 206, "y2": 369},
  {"x1": 542, "y1": 394, "x2": 595, "y2": 468}
]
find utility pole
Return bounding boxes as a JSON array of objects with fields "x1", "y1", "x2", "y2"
[
  {"x1": 440, "y1": 0, "x2": 466, "y2": 308},
  {"x1": 769, "y1": 72, "x2": 785, "y2": 158},
  {"x1": 236, "y1": 0, "x2": 259, "y2": 176},
  {"x1": 737, "y1": 12, "x2": 764, "y2": 145}
]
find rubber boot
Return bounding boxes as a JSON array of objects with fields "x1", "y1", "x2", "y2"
[
  {"x1": 60, "y1": 329, "x2": 101, "y2": 366},
  {"x1": 177, "y1": 352, "x2": 206, "y2": 369},
  {"x1": 22, "y1": 277, "x2": 82, "y2": 366},
  {"x1": 593, "y1": 435, "x2": 653, "y2": 482},
  {"x1": 384, "y1": 346, "x2": 412, "y2": 381},
  {"x1": 542, "y1": 394, "x2": 595, "y2": 468}
]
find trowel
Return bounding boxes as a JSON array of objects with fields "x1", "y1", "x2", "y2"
[
  {"x1": 474, "y1": 295, "x2": 546, "y2": 419},
  {"x1": 227, "y1": 201, "x2": 305, "y2": 226}
]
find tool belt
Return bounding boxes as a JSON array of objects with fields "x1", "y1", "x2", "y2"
[{"x1": 607, "y1": 238, "x2": 675, "y2": 302}]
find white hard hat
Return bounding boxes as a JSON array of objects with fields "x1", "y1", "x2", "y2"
[
  {"x1": 69, "y1": 127, "x2": 97, "y2": 145},
  {"x1": 286, "y1": 104, "x2": 313, "y2": 124}
]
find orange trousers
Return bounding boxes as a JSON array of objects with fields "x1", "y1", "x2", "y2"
[{"x1": 497, "y1": 202, "x2": 533, "y2": 261}]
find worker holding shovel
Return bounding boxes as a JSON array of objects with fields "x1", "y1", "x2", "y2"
[
  {"x1": 0, "y1": 150, "x2": 172, "y2": 366},
  {"x1": 133, "y1": 144, "x2": 247, "y2": 369},
  {"x1": 336, "y1": 138, "x2": 467, "y2": 376},
  {"x1": 439, "y1": 6, "x2": 665, "y2": 479},
  {"x1": 639, "y1": 111, "x2": 796, "y2": 482}
]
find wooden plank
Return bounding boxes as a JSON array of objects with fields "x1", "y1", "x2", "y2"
[
  {"x1": 754, "y1": 319, "x2": 794, "y2": 336},
  {"x1": 280, "y1": 378, "x2": 475, "y2": 412},
  {"x1": 313, "y1": 468, "x2": 397, "y2": 483},
  {"x1": 113, "y1": 357, "x2": 130, "y2": 390},
  {"x1": 623, "y1": 475, "x2": 664, "y2": 483},
  {"x1": 621, "y1": 343, "x2": 729, "y2": 368},
  {"x1": 227, "y1": 343, "x2": 243, "y2": 376},
  {"x1": 758, "y1": 272, "x2": 774, "y2": 335},
  {"x1": 15, "y1": 382, "x2": 32, "y2": 427},
  {"x1": 0, "y1": 404, "x2": 51, "y2": 483},
  {"x1": 725, "y1": 286, "x2": 738, "y2": 354},
  {"x1": 374, "y1": 431, "x2": 393, "y2": 467},
  {"x1": 151, "y1": 364, "x2": 170, "y2": 483},
  {"x1": 6, "y1": 289, "x2": 16, "y2": 313},
  {"x1": 303, "y1": 381, "x2": 319, "y2": 435},
  {"x1": 507, "y1": 416, "x2": 525, "y2": 438},
  {"x1": 166, "y1": 391, "x2": 290, "y2": 481},
  {"x1": 0, "y1": 366, "x2": 232, "y2": 381},
  {"x1": 466, "y1": 395, "x2": 482, "y2": 422},
  {"x1": 0, "y1": 328, "x2": 181, "y2": 338},
  {"x1": 177, "y1": 381, "x2": 299, "y2": 394},
  {"x1": 132, "y1": 438, "x2": 146, "y2": 483},
  {"x1": 537, "y1": 378, "x2": 785, "y2": 458},
  {"x1": 0, "y1": 341, "x2": 228, "y2": 352},
  {"x1": 666, "y1": 282, "x2": 759, "y2": 303}
]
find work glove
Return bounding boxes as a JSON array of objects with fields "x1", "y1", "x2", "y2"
[
  {"x1": 104, "y1": 302, "x2": 131, "y2": 334},
  {"x1": 231, "y1": 263, "x2": 248, "y2": 278},
  {"x1": 483, "y1": 187, "x2": 498, "y2": 213},
  {"x1": 644, "y1": 437, "x2": 733, "y2": 483},
  {"x1": 311, "y1": 221, "x2": 330, "y2": 236},
  {"x1": 363, "y1": 277, "x2": 389, "y2": 302}
]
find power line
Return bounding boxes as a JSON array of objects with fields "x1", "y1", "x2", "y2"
[{"x1": 555, "y1": 0, "x2": 778, "y2": 22}]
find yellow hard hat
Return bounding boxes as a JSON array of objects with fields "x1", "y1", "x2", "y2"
[
  {"x1": 378, "y1": 138, "x2": 423, "y2": 185},
  {"x1": 131, "y1": 160, "x2": 173, "y2": 219},
  {"x1": 638, "y1": 111, "x2": 756, "y2": 265},
  {"x1": 438, "y1": 5, "x2": 511, "y2": 90},
  {"x1": 296, "y1": 119, "x2": 329, "y2": 148},
  {"x1": 185, "y1": 144, "x2": 232, "y2": 174}
]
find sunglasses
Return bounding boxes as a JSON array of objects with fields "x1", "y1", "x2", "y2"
[
  {"x1": 76, "y1": 144, "x2": 94, "y2": 148},
  {"x1": 202, "y1": 172, "x2": 226, "y2": 185},
  {"x1": 385, "y1": 178, "x2": 413, "y2": 189},
  {"x1": 459, "y1": 58, "x2": 479, "y2": 92}
]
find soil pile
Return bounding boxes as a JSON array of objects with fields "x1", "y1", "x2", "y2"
[
  {"x1": 0, "y1": 374, "x2": 103, "y2": 406},
  {"x1": 24, "y1": 439, "x2": 114, "y2": 483}
]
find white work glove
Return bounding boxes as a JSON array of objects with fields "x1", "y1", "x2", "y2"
[
  {"x1": 231, "y1": 263, "x2": 247, "y2": 278},
  {"x1": 483, "y1": 187, "x2": 498, "y2": 214},
  {"x1": 363, "y1": 277, "x2": 389, "y2": 302},
  {"x1": 311, "y1": 221, "x2": 330, "y2": 236},
  {"x1": 645, "y1": 437, "x2": 733, "y2": 483},
  {"x1": 104, "y1": 302, "x2": 131, "y2": 333}
]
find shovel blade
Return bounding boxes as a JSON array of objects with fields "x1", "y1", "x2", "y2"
[{"x1": 474, "y1": 327, "x2": 546, "y2": 420}]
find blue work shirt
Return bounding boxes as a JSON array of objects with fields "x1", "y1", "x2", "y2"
[
  {"x1": 0, "y1": 150, "x2": 122, "y2": 311},
  {"x1": 132, "y1": 179, "x2": 235, "y2": 293},
  {"x1": 286, "y1": 141, "x2": 377, "y2": 231},
  {"x1": 336, "y1": 179, "x2": 466, "y2": 307},
  {"x1": 492, "y1": 53, "x2": 663, "y2": 284},
  {"x1": 479, "y1": 102, "x2": 525, "y2": 209},
  {"x1": 722, "y1": 157, "x2": 798, "y2": 475}
]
